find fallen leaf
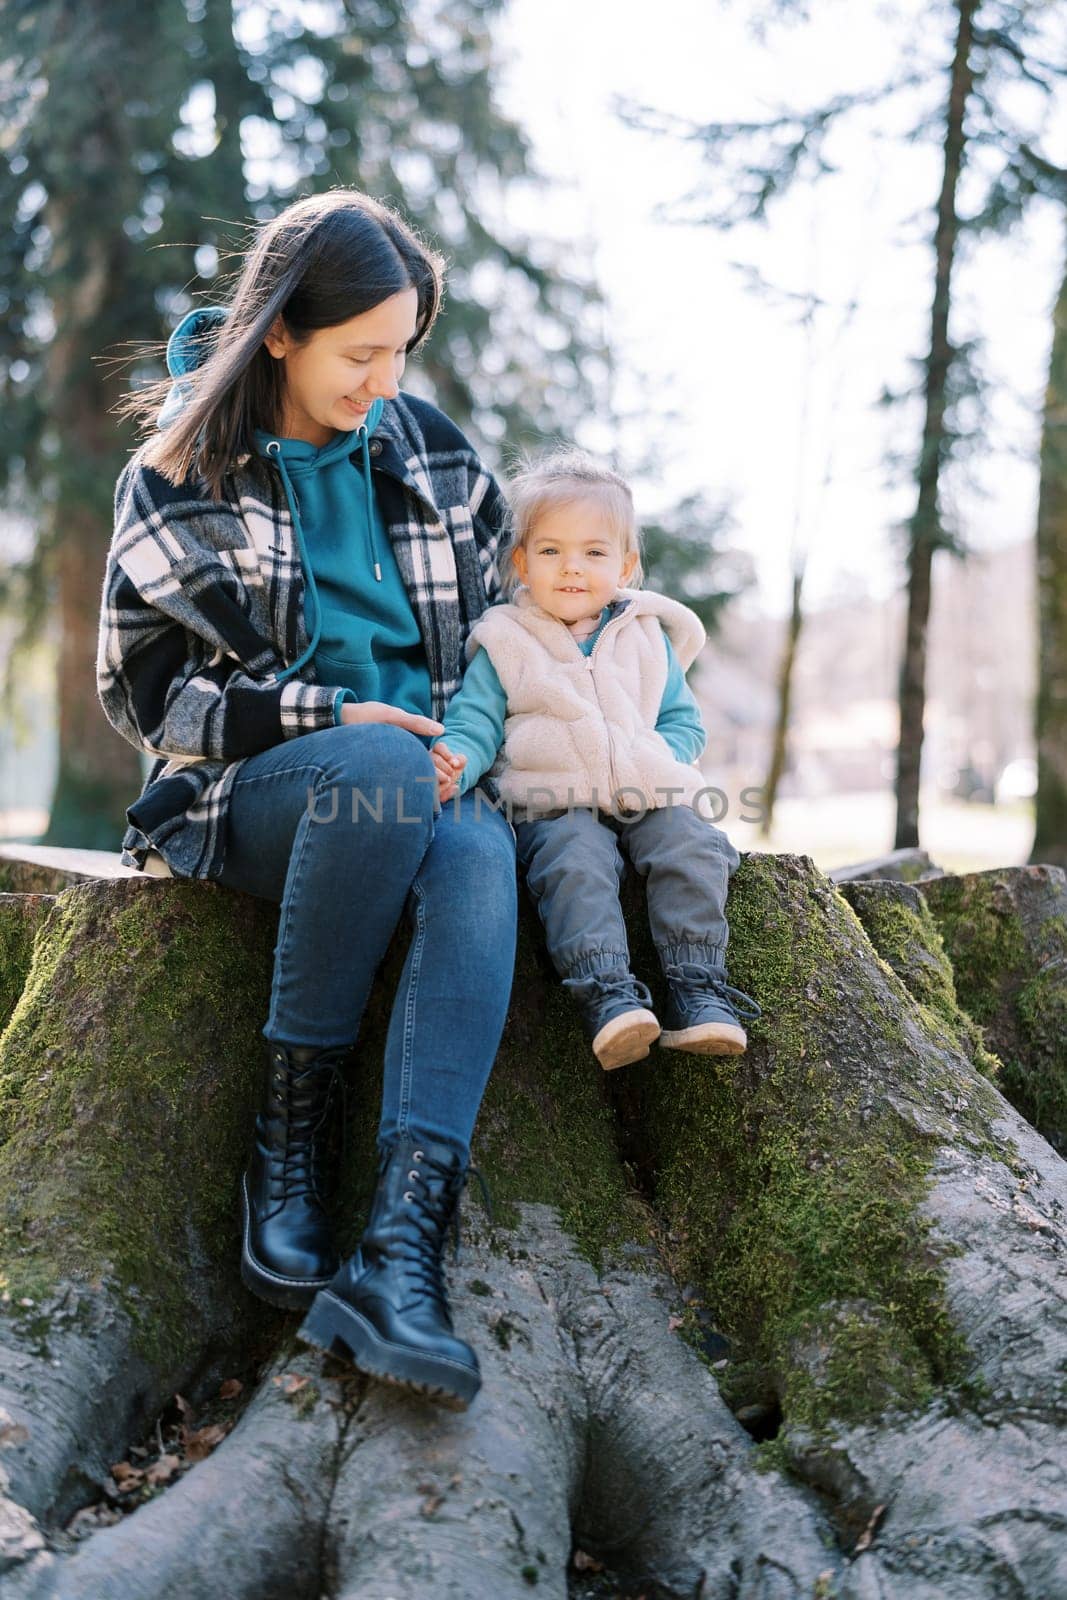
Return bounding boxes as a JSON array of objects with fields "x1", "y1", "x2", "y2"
[
  {"x1": 174, "y1": 1394, "x2": 193, "y2": 1421},
  {"x1": 667, "y1": 1314, "x2": 684, "y2": 1333},
  {"x1": 110, "y1": 1461, "x2": 145, "y2": 1490},
  {"x1": 181, "y1": 1423, "x2": 228, "y2": 1464},
  {"x1": 219, "y1": 1378, "x2": 243, "y2": 1401},
  {"x1": 572, "y1": 1549, "x2": 604, "y2": 1573},
  {"x1": 420, "y1": 1493, "x2": 444, "y2": 1517},
  {"x1": 0, "y1": 1421, "x2": 30, "y2": 1448},
  {"x1": 854, "y1": 1503, "x2": 886, "y2": 1553},
  {"x1": 272, "y1": 1373, "x2": 310, "y2": 1396},
  {"x1": 146, "y1": 1454, "x2": 181, "y2": 1487}
]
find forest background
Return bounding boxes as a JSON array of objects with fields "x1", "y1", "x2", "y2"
[{"x1": 1, "y1": 0, "x2": 1065, "y2": 875}]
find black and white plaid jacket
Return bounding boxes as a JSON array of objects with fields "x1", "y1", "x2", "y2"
[{"x1": 97, "y1": 392, "x2": 506, "y2": 878}]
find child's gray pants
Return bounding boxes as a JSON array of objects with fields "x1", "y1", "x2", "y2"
[{"x1": 513, "y1": 804, "x2": 741, "y2": 980}]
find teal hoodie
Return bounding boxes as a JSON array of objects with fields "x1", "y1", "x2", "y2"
[
  {"x1": 252, "y1": 409, "x2": 432, "y2": 725},
  {"x1": 160, "y1": 306, "x2": 431, "y2": 726}
]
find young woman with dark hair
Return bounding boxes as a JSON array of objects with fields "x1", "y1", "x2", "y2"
[{"x1": 98, "y1": 188, "x2": 517, "y2": 1411}]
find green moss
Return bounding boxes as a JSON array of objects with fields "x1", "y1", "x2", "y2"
[
  {"x1": 287, "y1": 1381, "x2": 320, "y2": 1419},
  {"x1": 0, "y1": 878, "x2": 275, "y2": 1364},
  {"x1": 923, "y1": 872, "x2": 1067, "y2": 1150},
  {"x1": 0, "y1": 895, "x2": 53, "y2": 1037},
  {"x1": 638, "y1": 854, "x2": 979, "y2": 1442},
  {"x1": 1013, "y1": 961, "x2": 1067, "y2": 1147},
  {"x1": 840, "y1": 880, "x2": 1000, "y2": 1080},
  {"x1": 922, "y1": 875, "x2": 1028, "y2": 1032},
  {"x1": 473, "y1": 957, "x2": 655, "y2": 1265}
]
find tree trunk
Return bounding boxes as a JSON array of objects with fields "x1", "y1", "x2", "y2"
[
  {"x1": 40, "y1": 172, "x2": 142, "y2": 849},
  {"x1": 1, "y1": 853, "x2": 1065, "y2": 1597},
  {"x1": 894, "y1": 0, "x2": 977, "y2": 850},
  {"x1": 1032, "y1": 229, "x2": 1067, "y2": 868},
  {"x1": 758, "y1": 562, "x2": 804, "y2": 838}
]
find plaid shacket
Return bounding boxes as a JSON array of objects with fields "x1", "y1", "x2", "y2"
[{"x1": 97, "y1": 391, "x2": 506, "y2": 879}]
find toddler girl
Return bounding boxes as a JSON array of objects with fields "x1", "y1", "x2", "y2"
[{"x1": 432, "y1": 450, "x2": 759, "y2": 1070}]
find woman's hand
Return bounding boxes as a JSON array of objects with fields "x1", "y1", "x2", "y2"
[
  {"x1": 431, "y1": 739, "x2": 467, "y2": 804},
  {"x1": 338, "y1": 701, "x2": 444, "y2": 739}
]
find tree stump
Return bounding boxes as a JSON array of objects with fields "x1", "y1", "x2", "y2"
[{"x1": 0, "y1": 853, "x2": 1064, "y2": 1598}]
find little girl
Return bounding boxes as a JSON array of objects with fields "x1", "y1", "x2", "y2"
[{"x1": 432, "y1": 450, "x2": 760, "y2": 1070}]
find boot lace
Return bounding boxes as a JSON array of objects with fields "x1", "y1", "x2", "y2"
[
  {"x1": 663, "y1": 962, "x2": 762, "y2": 1023},
  {"x1": 393, "y1": 1150, "x2": 494, "y2": 1309},
  {"x1": 269, "y1": 1049, "x2": 349, "y2": 1205},
  {"x1": 563, "y1": 970, "x2": 654, "y2": 1009}
]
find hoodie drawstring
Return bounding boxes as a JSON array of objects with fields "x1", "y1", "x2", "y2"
[
  {"x1": 265, "y1": 441, "x2": 322, "y2": 685},
  {"x1": 359, "y1": 428, "x2": 383, "y2": 584},
  {"x1": 264, "y1": 417, "x2": 383, "y2": 685}
]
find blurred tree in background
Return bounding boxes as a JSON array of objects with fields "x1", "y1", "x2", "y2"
[
  {"x1": 640, "y1": 491, "x2": 752, "y2": 632},
  {"x1": 1033, "y1": 232, "x2": 1067, "y2": 868},
  {"x1": 626, "y1": 0, "x2": 1067, "y2": 852},
  {"x1": 0, "y1": 0, "x2": 604, "y2": 846}
]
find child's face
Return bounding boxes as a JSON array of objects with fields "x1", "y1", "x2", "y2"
[
  {"x1": 512, "y1": 497, "x2": 637, "y2": 624},
  {"x1": 263, "y1": 288, "x2": 418, "y2": 446}
]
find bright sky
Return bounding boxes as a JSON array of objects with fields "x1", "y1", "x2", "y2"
[{"x1": 496, "y1": 0, "x2": 1067, "y2": 613}]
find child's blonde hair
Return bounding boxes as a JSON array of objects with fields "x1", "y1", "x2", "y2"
[{"x1": 503, "y1": 449, "x2": 644, "y2": 594}]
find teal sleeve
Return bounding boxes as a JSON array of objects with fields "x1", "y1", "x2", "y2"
[
  {"x1": 433, "y1": 646, "x2": 508, "y2": 795},
  {"x1": 333, "y1": 688, "x2": 357, "y2": 725},
  {"x1": 656, "y1": 632, "x2": 706, "y2": 763}
]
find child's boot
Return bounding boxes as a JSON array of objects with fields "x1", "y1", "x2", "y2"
[
  {"x1": 563, "y1": 967, "x2": 661, "y2": 1070},
  {"x1": 659, "y1": 961, "x2": 761, "y2": 1056}
]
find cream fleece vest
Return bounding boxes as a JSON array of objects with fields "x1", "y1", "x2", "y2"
[{"x1": 465, "y1": 586, "x2": 708, "y2": 816}]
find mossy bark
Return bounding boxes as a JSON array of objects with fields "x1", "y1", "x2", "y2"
[
  {"x1": 840, "y1": 878, "x2": 998, "y2": 1078},
  {"x1": 920, "y1": 865, "x2": 1067, "y2": 1151},
  {"x1": 0, "y1": 896, "x2": 54, "y2": 1037},
  {"x1": 1, "y1": 857, "x2": 1066, "y2": 1598}
]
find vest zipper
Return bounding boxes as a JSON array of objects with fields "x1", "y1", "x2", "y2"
[{"x1": 582, "y1": 608, "x2": 630, "y2": 807}]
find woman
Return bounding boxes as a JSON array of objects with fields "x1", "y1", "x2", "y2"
[{"x1": 97, "y1": 189, "x2": 518, "y2": 1410}]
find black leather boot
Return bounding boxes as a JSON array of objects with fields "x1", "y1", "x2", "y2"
[
  {"x1": 297, "y1": 1135, "x2": 481, "y2": 1409},
  {"x1": 239, "y1": 1041, "x2": 349, "y2": 1311}
]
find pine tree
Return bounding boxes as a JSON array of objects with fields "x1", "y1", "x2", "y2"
[{"x1": 0, "y1": 0, "x2": 600, "y2": 844}]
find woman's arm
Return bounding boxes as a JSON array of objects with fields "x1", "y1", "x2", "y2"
[{"x1": 97, "y1": 458, "x2": 343, "y2": 762}]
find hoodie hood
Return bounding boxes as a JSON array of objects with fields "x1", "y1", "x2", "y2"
[{"x1": 156, "y1": 305, "x2": 229, "y2": 428}]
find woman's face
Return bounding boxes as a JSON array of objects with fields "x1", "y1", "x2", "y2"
[{"x1": 264, "y1": 287, "x2": 419, "y2": 446}]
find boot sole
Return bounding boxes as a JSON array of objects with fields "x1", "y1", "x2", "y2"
[
  {"x1": 659, "y1": 1023, "x2": 747, "y2": 1055},
  {"x1": 592, "y1": 1009, "x2": 661, "y2": 1071},
  {"x1": 239, "y1": 1176, "x2": 334, "y2": 1312},
  {"x1": 297, "y1": 1289, "x2": 480, "y2": 1411}
]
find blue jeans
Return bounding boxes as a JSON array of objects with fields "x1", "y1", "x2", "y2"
[
  {"x1": 215, "y1": 723, "x2": 518, "y2": 1160},
  {"x1": 514, "y1": 804, "x2": 740, "y2": 979}
]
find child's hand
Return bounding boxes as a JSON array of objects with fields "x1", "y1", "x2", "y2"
[{"x1": 432, "y1": 740, "x2": 466, "y2": 804}]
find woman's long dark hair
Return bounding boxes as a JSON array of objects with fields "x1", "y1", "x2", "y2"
[{"x1": 122, "y1": 189, "x2": 445, "y2": 496}]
